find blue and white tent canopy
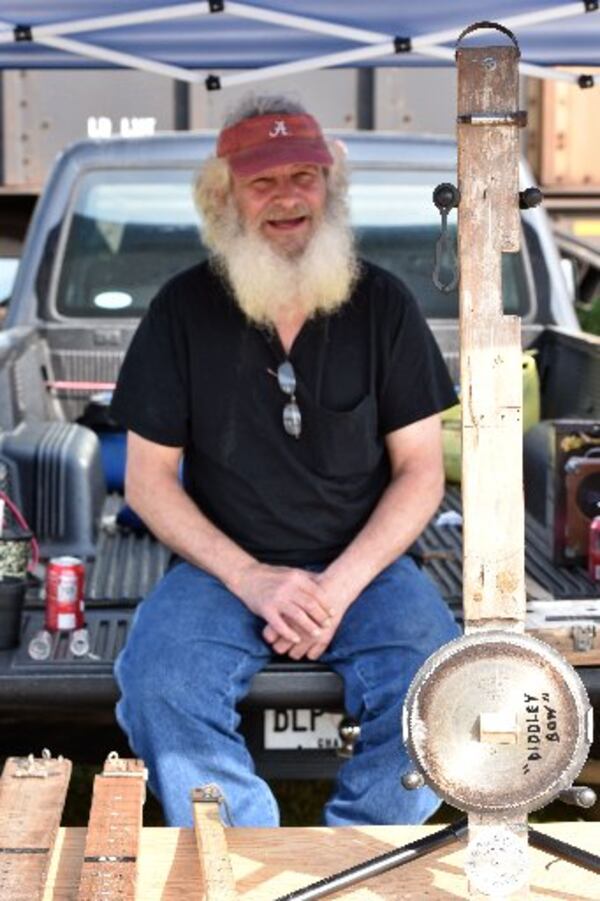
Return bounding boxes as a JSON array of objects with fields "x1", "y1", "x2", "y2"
[{"x1": 0, "y1": 1, "x2": 598, "y2": 88}]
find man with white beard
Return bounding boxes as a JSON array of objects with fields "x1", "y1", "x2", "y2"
[{"x1": 111, "y1": 95, "x2": 460, "y2": 828}]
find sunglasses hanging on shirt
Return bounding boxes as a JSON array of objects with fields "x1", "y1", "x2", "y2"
[{"x1": 268, "y1": 361, "x2": 302, "y2": 439}]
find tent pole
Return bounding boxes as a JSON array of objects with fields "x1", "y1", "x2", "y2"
[
  {"x1": 227, "y1": 2, "x2": 388, "y2": 43},
  {"x1": 217, "y1": 42, "x2": 396, "y2": 89},
  {"x1": 217, "y1": 42, "x2": 596, "y2": 92},
  {"x1": 417, "y1": 44, "x2": 595, "y2": 84},
  {"x1": 2, "y1": 2, "x2": 212, "y2": 40},
  {"x1": 412, "y1": 2, "x2": 591, "y2": 50},
  {"x1": 38, "y1": 34, "x2": 201, "y2": 82},
  {"x1": 517, "y1": 61, "x2": 588, "y2": 82}
]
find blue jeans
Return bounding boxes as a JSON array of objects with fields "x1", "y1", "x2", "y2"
[{"x1": 114, "y1": 556, "x2": 459, "y2": 827}]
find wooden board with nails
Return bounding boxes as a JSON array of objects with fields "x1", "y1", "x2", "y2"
[
  {"x1": 192, "y1": 786, "x2": 237, "y2": 899},
  {"x1": 0, "y1": 754, "x2": 71, "y2": 901},
  {"x1": 76, "y1": 755, "x2": 146, "y2": 901}
]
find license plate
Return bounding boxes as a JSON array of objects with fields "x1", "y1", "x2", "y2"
[{"x1": 264, "y1": 709, "x2": 343, "y2": 750}]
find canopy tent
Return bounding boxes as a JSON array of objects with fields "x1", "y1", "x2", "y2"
[{"x1": 0, "y1": 1, "x2": 598, "y2": 91}]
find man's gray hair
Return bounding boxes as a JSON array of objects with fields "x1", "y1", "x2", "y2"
[{"x1": 223, "y1": 93, "x2": 308, "y2": 128}]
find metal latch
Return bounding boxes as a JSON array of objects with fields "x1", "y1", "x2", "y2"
[
  {"x1": 572, "y1": 623, "x2": 596, "y2": 652},
  {"x1": 192, "y1": 784, "x2": 233, "y2": 825},
  {"x1": 193, "y1": 784, "x2": 226, "y2": 804},
  {"x1": 337, "y1": 718, "x2": 361, "y2": 759}
]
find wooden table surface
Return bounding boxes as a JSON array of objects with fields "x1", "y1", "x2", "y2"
[{"x1": 43, "y1": 823, "x2": 600, "y2": 900}]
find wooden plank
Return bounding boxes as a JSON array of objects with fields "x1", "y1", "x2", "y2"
[
  {"x1": 456, "y1": 43, "x2": 526, "y2": 630},
  {"x1": 456, "y1": 41, "x2": 529, "y2": 899},
  {"x1": 76, "y1": 755, "x2": 146, "y2": 901},
  {"x1": 192, "y1": 785, "x2": 237, "y2": 900},
  {"x1": 0, "y1": 754, "x2": 71, "y2": 901},
  {"x1": 527, "y1": 628, "x2": 600, "y2": 666},
  {"x1": 42, "y1": 824, "x2": 600, "y2": 900}
]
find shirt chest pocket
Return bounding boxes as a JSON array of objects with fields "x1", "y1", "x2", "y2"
[{"x1": 308, "y1": 394, "x2": 382, "y2": 478}]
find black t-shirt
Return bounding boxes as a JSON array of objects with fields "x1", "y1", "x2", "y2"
[{"x1": 111, "y1": 259, "x2": 456, "y2": 565}]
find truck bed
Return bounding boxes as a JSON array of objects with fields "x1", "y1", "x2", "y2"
[{"x1": 2, "y1": 487, "x2": 596, "y2": 707}]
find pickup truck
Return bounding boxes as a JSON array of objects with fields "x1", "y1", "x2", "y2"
[{"x1": 0, "y1": 131, "x2": 598, "y2": 776}]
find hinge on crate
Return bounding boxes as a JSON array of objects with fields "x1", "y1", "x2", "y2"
[{"x1": 571, "y1": 623, "x2": 596, "y2": 652}]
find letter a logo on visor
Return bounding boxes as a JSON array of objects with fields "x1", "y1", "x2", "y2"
[{"x1": 269, "y1": 120, "x2": 290, "y2": 138}]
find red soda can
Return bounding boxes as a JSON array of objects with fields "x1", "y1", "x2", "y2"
[
  {"x1": 45, "y1": 556, "x2": 85, "y2": 632},
  {"x1": 589, "y1": 516, "x2": 600, "y2": 583}
]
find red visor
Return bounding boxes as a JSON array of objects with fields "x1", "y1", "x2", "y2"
[{"x1": 217, "y1": 113, "x2": 333, "y2": 176}]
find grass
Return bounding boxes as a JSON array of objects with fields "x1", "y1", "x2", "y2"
[{"x1": 576, "y1": 295, "x2": 600, "y2": 335}]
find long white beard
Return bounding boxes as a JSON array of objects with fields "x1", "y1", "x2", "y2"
[{"x1": 207, "y1": 199, "x2": 359, "y2": 327}]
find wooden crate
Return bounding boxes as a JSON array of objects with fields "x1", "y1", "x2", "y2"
[
  {"x1": 0, "y1": 754, "x2": 599, "y2": 899},
  {"x1": 527, "y1": 69, "x2": 600, "y2": 190}
]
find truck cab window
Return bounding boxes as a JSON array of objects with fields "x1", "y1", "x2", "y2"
[{"x1": 54, "y1": 169, "x2": 205, "y2": 318}]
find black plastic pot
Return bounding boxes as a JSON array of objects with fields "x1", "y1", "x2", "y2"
[{"x1": 0, "y1": 576, "x2": 25, "y2": 649}]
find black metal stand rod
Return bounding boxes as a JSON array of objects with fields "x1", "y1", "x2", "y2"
[
  {"x1": 528, "y1": 827, "x2": 600, "y2": 875},
  {"x1": 274, "y1": 818, "x2": 468, "y2": 901}
]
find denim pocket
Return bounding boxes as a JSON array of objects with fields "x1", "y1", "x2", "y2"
[{"x1": 310, "y1": 394, "x2": 381, "y2": 477}]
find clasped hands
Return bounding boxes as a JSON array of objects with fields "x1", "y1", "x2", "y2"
[{"x1": 236, "y1": 562, "x2": 351, "y2": 660}]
